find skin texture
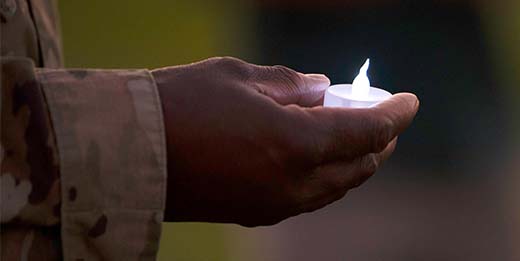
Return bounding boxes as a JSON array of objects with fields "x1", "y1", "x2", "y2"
[{"x1": 153, "y1": 57, "x2": 419, "y2": 227}]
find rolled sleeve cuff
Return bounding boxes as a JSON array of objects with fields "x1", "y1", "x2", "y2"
[{"x1": 37, "y1": 68, "x2": 167, "y2": 260}]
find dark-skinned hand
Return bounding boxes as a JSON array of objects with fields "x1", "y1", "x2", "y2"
[{"x1": 153, "y1": 57, "x2": 419, "y2": 227}]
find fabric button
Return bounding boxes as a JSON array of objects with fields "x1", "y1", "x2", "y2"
[{"x1": 0, "y1": 0, "x2": 17, "y2": 20}]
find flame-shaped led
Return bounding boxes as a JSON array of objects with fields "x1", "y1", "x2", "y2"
[
  {"x1": 323, "y1": 58, "x2": 391, "y2": 108},
  {"x1": 351, "y1": 58, "x2": 371, "y2": 98}
]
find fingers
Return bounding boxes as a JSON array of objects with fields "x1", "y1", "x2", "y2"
[
  {"x1": 193, "y1": 58, "x2": 330, "y2": 106},
  {"x1": 299, "y1": 93, "x2": 418, "y2": 163},
  {"x1": 250, "y1": 65, "x2": 330, "y2": 107},
  {"x1": 378, "y1": 138, "x2": 398, "y2": 166},
  {"x1": 298, "y1": 140, "x2": 397, "y2": 213},
  {"x1": 350, "y1": 138, "x2": 397, "y2": 187},
  {"x1": 314, "y1": 139, "x2": 396, "y2": 191}
]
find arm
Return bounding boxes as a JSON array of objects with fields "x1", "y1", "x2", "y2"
[
  {"x1": 1, "y1": 56, "x2": 166, "y2": 260},
  {"x1": 1, "y1": 56, "x2": 419, "y2": 259}
]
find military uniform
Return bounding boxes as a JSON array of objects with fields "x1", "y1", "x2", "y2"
[{"x1": 1, "y1": 0, "x2": 167, "y2": 260}]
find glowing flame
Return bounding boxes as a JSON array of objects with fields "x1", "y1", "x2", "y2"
[{"x1": 352, "y1": 58, "x2": 371, "y2": 98}]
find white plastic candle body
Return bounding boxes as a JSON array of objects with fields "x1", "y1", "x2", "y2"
[
  {"x1": 323, "y1": 84, "x2": 392, "y2": 108},
  {"x1": 323, "y1": 58, "x2": 391, "y2": 108}
]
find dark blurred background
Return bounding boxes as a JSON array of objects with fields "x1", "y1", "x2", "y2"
[{"x1": 58, "y1": 0, "x2": 520, "y2": 260}]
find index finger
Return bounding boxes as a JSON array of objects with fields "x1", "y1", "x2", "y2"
[
  {"x1": 250, "y1": 64, "x2": 330, "y2": 107},
  {"x1": 298, "y1": 93, "x2": 419, "y2": 164}
]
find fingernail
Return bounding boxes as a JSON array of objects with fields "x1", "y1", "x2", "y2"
[
  {"x1": 305, "y1": 73, "x2": 328, "y2": 80},
  {"x1": 305, "y1": 74, "x2": 330, "y2": 85},
  {"x1": 410, "y1": 94, "x2": 420, "y2": 110}
]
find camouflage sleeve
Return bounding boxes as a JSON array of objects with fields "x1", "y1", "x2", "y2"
[
  {"x1": 1, "y1": 57, "x2": 167, "y2": 260},
  {"x1": 37, "y1": 64, "x2": 167, "y2": 260},
  {"x1": 1, "y1": 57, "x2": 62, "y2": 260},
  {"x1": 1, "y1": 57, "x2": 61, "y2": 226}
]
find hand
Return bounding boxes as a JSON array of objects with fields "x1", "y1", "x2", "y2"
[{"x1": 153, "y1": 57, "x2": 419, "y2": 227}]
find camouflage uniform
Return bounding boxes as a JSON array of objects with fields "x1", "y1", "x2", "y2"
[{"x1": 1, "y1": 0, "x2": 167, "y2": 260}]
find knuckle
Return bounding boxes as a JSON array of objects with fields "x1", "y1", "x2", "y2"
[
  {"x1": 271, "y1": 65, "x2": 304, "y2": 88},
  {"x1": 212, "y1": 56, "x2": 240, "y2": 64},
  {"x1": 360, "y1": 154, "x2": 379, "y2": 176},
  {"x1": 210, "y1": 56, "x2": 252, "y2": 79},
  {"x1": 370, "y1": 114, "x2": 394, "y2": 152},
  {"x1": 213, "y1": 56, "x2": 242, "y2": 69},
  {"x1": 351, "y1": 155, "x2": 379, "y2": 189}
]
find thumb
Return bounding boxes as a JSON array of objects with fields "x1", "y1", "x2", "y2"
[{"x1": 251, "y1": 65, "x2": 330, "y2": 107}]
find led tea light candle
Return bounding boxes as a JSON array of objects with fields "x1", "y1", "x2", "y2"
[{"x1": 323, "y1": 59, "x2": 392, "y2": 108}]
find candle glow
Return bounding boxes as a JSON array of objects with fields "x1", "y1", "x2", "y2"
[
  {"x1": 323, "y1": 58, "x2": 392, "y2": 108},
  {"x1": 351, "y1": 58, "x2": 371, "y2": 99}
]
